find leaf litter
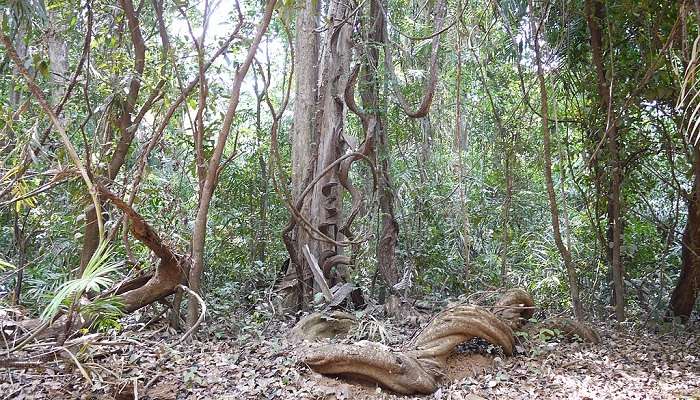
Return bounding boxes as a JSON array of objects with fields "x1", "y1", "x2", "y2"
[{"x1": 1, "y1": 311, "x2": 698, "y2": 400}]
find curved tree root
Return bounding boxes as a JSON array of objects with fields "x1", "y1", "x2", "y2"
[
  {"x1": 492, "y1": 288, "x2": 536, "y2": 330},
  {"x1": 302, "y1": 289, "x2": 599, "y2": 395},
  {"x1": 303, "y1": 305, "x2": 514, "y2": 394},
  {"x1": 305, "y1": 342, "x2": 437, "y2": 394}
]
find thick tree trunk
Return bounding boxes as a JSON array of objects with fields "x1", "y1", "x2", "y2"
[
  {"x1": 291, "y1": 0, "x2": 319, "y2": 201},
  {"x1": 530, "y1": 0, "x2": 584, "y2": 321},
  {"x1": 670, "y1": 149, "x2": 700, "y2": 321},
  {"x1": 306, "y1": 0, "x2": 353, "y2": 282},
  {"x1": 585, "y1": 0, "x2": 625, "y2": 321},
  {"x1": 284, "y1": 0, "x2": 320, "y2": 307}
]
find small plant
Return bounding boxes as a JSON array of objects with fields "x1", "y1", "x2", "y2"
[
  {"x1": 40, "y1": 242, "x2": 123, "y2": 322},
  {"x1": 82, "y1": 297, "x2": 125, "y2": 332},
  {"x1": 536, "y1": 327, "x2": 562, "y2": 342},
  {"x1": 354, "y1": 314, "x2": 389, "y2": 343}
]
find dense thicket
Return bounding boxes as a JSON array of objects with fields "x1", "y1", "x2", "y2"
[{"x1": 0, "y1": 0, "x2": 698, "y2": 341}]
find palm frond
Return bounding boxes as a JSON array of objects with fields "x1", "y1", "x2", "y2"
[
  {"x1": 0, "y1": 259, "x2": 16, "y2": 271},
  {"x1": 677, "y1": 36, "x2": 700, "y2": 147},
  {"x1": 40, "y1": 242, "x2": 121, "y2": 322}
]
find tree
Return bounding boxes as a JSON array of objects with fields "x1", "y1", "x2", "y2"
[
  {"x1": 585, "y1": 0, "x2": 625, "y2": 322},
  {"x1": 529, "y1": 0, "x2": 584, "y2": 321}
]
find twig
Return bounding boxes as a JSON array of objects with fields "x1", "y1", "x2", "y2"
[
  {"x1": 145, "y1": 372, "x2": 163, "y2": 389},
  {"x1": 60, "y1": 346, "x2": 93, "y2": 385},
  {"x1": 0, "y1": 17, "x2": 105, "y2": 244},
  {"x1": 175, "y1": 285, "x2": 206, "y2": 345}
]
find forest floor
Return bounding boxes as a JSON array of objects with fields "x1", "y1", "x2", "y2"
[{"x1": 1, "y1": 306, "x2": 699, "y2": 400}]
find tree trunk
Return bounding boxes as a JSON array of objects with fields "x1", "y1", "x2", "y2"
[
  {"x1": 367, "y1": 0, "x2": 399, "y2": 289},
  {"x1": 306, "y1": 0, "x2": 353, "y2": 281},
  {"x1": 187, "y1": 0, "x2": 277, "y2": 330},
  {"x1": 12, "y1": 211, "x2": 27, "y2": 306},
  {"x1": 530, "y1": 0, "x2": 584, "y2": 321},
  {"x1": 585, "y1": 0, "x2": 625, "y2": 321},
  {"x1": 285, "y1": 0, "x2": 320, "y2": 307},
  {"x1": 670, "y1": 149, "x2": 700, "y2": 321},
  {"x1": 79, "y1": 0, "x2": 146, "y2": 271},
  {"x1": 454, "y1": 15, "x2": 470, "y2": 282}
]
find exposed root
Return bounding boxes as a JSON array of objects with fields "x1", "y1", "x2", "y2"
[
  {"x1": 290, "y1": 311, "x2": 357, "y2": 342},
  {"x1": 301, "y1": 289, "x2": 600, "y2": 395},
  {"x1": 304, "y1": 305, "x2": 514, "y2": 394},
  {"x1": 534, "y1": 317, "x2": 601, "y2": 343},
  {"x1": 492, "y1": 288, "x2": 536, "y2": 330},
  {"x1": 305, "y1": 342, "x2": 437, "y2": 394}
]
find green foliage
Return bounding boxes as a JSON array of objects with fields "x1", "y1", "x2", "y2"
[
  {"x1": 82, "y1": 297, "x2": 125, "y2": 332},
  {"x1": 40, "y1": 242, "x2": 121, "y2": 322},
  {"x1": 0, "y1": 0, "x2": 694, "y2": 326}
]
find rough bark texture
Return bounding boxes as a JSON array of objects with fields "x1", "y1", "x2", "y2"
[
  {"x1": 279, "y1": 0, "x2": 357, "y2": 310},
  {"x1": 365, "y1": 0, "x2": 399, "y2": 289},
  {"x1": 669, "y1": 149, "x2": 700, "y2": 321},
  {"x1": 280, "y1": 0, "x2": 321, "y2": 310},
  {"x1": 307, "y1": 0, "x2": 353, "y2": 275},
  {"x1": 291, "y1": 0, "x2": 319, "y2": 201}
]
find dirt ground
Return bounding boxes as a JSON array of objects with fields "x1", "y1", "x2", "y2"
[{"x1": 1, "y1": 311, "x2": 699, "y2": 400}]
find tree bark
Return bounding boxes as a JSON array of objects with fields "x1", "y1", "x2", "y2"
[
  {"x1": 12, "y1": 211, "x2": 27, "y2": 306},
  {"x1": 79, "y1": 0, "x2": 146, "y2": 271},
  {"x1": 285, "y1": 0, "x2": 320, "y2": 307},
  {"x1": 305, "y1": 0, "x2": 353, "y2": 284},
  {"x1": 670, "y1": 149, "x2": 700, "y2": 321},
  {"x1": 529, "y1": 0, "x2": 584, "y2": 321},
  {"x1": 585, "y1": 0, "x2": 625, "y2": 321},
  {"x1": 187, "y1": 0, "x2": 277, "y2": 330},
  {"x1": 366, "y1": 0, "x2": 399, "y2": 289}
]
